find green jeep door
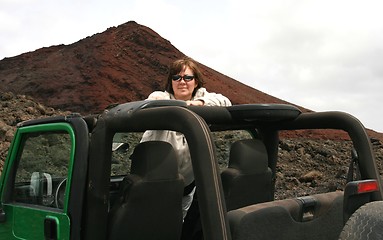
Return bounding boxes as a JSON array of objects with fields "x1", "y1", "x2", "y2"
[{"x1": 0, "y1": 123, "x2": 75, "y2": 240}]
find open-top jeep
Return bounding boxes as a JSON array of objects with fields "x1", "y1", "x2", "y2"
[{"x1": 0, "y1": 100, "x2": 382, "y2": 240}]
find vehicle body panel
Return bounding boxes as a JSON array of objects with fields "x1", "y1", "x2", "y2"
[{"x1": 0, "y1": 122, "x2": 76, "y2": 239}]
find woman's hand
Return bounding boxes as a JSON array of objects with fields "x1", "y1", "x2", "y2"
[
  {"x1": 147, "y1": 92, "x2": 168, "y2": 100},
  {"x1": 186, "y1": 100, "x2": 204, "y2": 106}
]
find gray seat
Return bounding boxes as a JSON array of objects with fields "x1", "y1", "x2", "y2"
[
  {"x1": 108, "y1": 141, "x2": 184, "y2": 240},
  {"x1": 228, "y1": 191, "x2": 344, "y2": 240},
  {"x1": 221, "y1": 139, "x2": 273, "y2": 211}
]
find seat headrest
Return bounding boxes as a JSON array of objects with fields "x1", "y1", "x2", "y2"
[
  {"x1": 130, "y1": 141, "x2": 179, "y2": 181},
  {"x1": 229, "y1": 139, "x2": 268, "y2": 174}
]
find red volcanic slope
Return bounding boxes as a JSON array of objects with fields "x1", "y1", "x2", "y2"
[
  {"x1": 0, "y1": 21, "x2": 294, "y2": 113},
  {"x1": 0, "y1": 21, "x2": 381, "y2": 141}
]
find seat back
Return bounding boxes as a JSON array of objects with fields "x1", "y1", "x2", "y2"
[
  {"x1": 221, "y1": 139, "x2": 273, "y2": 210},
  {"x1": 30, "y1": 172, "x2": 53, "y2": 206},
  {"x1": 228, "y1": 191, "x2": 344, "y2": 240},
  {"x1": 108, "y1": 141, "x2": 184, "y2": 240}
]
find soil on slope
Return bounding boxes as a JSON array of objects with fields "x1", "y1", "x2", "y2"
[{"x1": 0, "y1": 21, "x2": 301, "y2": 114}]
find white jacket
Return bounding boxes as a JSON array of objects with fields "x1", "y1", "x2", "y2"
[
  {"x1": 141, "y1": 88, "x2": 231, "y2": 186},
  {"x1": 145, "y1": 87, "x2": 232, "y2": 106}
]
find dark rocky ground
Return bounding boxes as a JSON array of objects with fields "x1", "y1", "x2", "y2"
[
  {"x1": 0, "y1": 91, "x2": 70, "y2": 172},
  {"x1": 1, "y1": 91, "x2": 382, "y2": 199},
  {"x1": 275, "y1": 138, "x2": 382, "y2": 199}
]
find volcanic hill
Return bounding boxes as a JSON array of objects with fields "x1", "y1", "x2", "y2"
[
  {"x1": 0, "y1": 21, "x2": 382, "y2": 141},
  {"x1": 0, "y1": 21, "x2": 290, "y2": 113}
]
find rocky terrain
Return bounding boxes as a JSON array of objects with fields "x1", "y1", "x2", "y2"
[
  {"x1": 0, "y1": 92, "x2": 70, "y2": 172},
  {"x1": 1, "y1": 91, "x2": 382, "y2": 199}
]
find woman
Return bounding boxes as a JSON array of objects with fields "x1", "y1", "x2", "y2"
[
  {"x1": 141, "y1": 56, "x2": 231, "y2": 218},
  {"x1": 145, "y1": 57, "x2": 231, "y2": 106}
]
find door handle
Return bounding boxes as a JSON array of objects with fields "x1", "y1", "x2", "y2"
[
  {"x1": 0, "y1": 208, "x2": 5, "y2": 223},
  {"x1": 44, "y1": 217, "x2": 58, "y2": 240}
]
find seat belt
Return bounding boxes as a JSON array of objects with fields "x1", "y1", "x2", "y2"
[{"x1": 346, "y1": 148, "x2": 361, "y2": 183}]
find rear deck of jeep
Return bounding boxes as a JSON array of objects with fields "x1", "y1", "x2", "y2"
[
  {"x1": 189, "y1": 104, "x2": 383, "y2": 240},
  {"x1": 87, "y1": 102, "x2": 381, "y2": 240},
  {"x1": 89, "y1": 101, "x2": 382, "y2": 240}
]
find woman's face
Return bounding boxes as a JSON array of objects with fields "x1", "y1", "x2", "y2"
[{"x1": 171, "y1": 66, "x2": 198, "y2": 101}]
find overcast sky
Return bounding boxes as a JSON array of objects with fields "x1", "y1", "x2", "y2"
[{"x1": 1, "y1": 0, "x2": 382, "y2": 132}]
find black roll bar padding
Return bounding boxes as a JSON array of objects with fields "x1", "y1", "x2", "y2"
[
  {"x1": 258, "y1": 128, "x2": 279, "y2": 199},
  {"x1": 66, "y1": 117, "x2": 90, "y2": 240},
  {"x1": 187, "y1": 105, "x2": 233, "y2": 125},
  {"x1": 275, "y1": 111, "x2": 383, "y2": 200},
  {"x1": 227, "y1": 103, "x2": 302, "y2": 122},
  {"x1": 84, "y1": 116, "x2": 110, "y2": 240},
  {"x1": 85, "y1": 105, "x2": 231, "y2": 240}
]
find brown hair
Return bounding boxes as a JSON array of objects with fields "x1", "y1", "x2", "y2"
[{"x1": 165, "y1": 56, "x2": 205, "y2": 96}]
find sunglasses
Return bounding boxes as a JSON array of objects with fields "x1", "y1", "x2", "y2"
[{"x1": 172, "y1": 75, "x2": 195, "y2": 82}]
